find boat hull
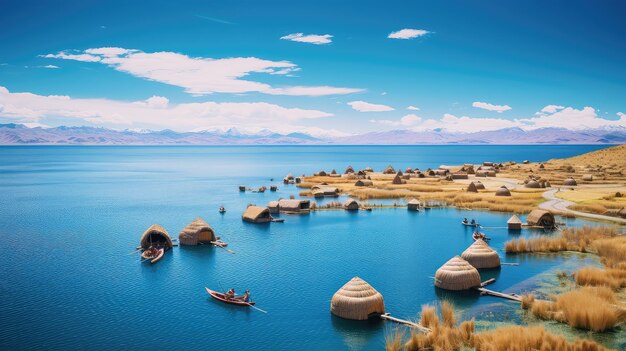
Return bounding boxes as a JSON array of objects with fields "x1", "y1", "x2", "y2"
[{"x1": 205, "y1": 288, "x2": 255, "y2": 306}]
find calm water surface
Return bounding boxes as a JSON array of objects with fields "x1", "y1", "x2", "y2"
[{"x1": 0, "y1": 145, "x2": 622, "y2": 350}]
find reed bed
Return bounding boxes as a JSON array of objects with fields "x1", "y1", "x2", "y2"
[
  {"x1": 574, "y1": 267, "x2": 626, "y2": 290},
  {"x1": 386, "y1": 301, "x2": 611, "y2": 351},
  {"x1": 522, "y1": 287, "x2": 625, "y2": 332},
  {"x1": 504, "y1": 226, "x2": 621, "y2": 254}
]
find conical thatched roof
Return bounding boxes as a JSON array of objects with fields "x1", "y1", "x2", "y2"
[
  {"x1": 525, "y1": 180, "x2": 541, "y2": 188},
  {"x1": 140, "y1": 224, "x2": 173, "y2": 250},
  {"x1": 461, "y1": 239, "x2": 501, "y2": 269},
  {"x1": 495, "y1": 186, "x2": 511, "y2": 196},
  {"x1": 507, "y1": 214, "x2": 521, "y2": 225},
  {"x1": 330, "y1": 277, "x2": 385, "y2": 320},
  {"x1": 345, "y1": 166, "x2": 355, "y2": 174},
  {"x1": 383, "y1": 165, "x2": 395, "y2": 174},
  {"x1": 434, "y1": 256, "x2": 481, "y2": 291},
  {"x1": 179, "y1": 217, "x2": 215, "y2": 246},
  {"x1": 331, "y1": 169, "x2": 337, "y2": 175},
  {"x1": 392, "y1": 174, "x2": 405, "y2": 184},
  {"x1": 467, "y1": 182, "x2": 478, "y2": 193},
  {"x1": 474, "y1": 181, "x2": 485, "y2": 190}
]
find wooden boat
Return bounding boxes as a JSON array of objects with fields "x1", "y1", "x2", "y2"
[
  {"x1": 271, "y1": 217, "x2": 285, "y2": 223},
  {"x1": 473, "y1": 232, "x2": 491, "y2": 241},
  {"x1": 142, "y1": 247, "x2": 164, "y2": 264},
  {"x1": 210, "y1": 240, "x2": 228, "y2": 248},
  {"x1": 219, "y1": 206, "x2": 226, "y2": 214},
  {"x1": 205, "y1": 287, "x2": 255, "y2": 306},
  {"x1": 150, "y1": 248, "x2": 164, "y2": 264},
  {"x1": 462, "y1": 221, "x2": 480, "y2": 227}
]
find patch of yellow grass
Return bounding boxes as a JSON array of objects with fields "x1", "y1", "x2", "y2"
[{"x1": 504, "y1": 226, "x2": 620, "y2": 254}]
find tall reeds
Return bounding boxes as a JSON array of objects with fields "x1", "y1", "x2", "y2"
[{"x1": 504, "y1": 226, "x2": 620, "y2": 254}]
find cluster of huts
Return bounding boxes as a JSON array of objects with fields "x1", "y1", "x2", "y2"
[{"x1": 140, "y1": 218, "x2": 219, "y2": 249}]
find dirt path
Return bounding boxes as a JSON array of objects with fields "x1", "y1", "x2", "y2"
[{"x1": 539, "y1": 188, "x2": 626, "y2": 224}]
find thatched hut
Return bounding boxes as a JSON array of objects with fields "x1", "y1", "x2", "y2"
[
  {"x1": 285, "y1": 173, "x2": 294, "y2": 180},
  {"x1": 242, "y1": 206, "x2": 272, "y2": 223},
  {"x1": 330, "y1": 277, "x2": 385, "y2": 320},
  {"x1": 451, "y1": 173, "x2": 469, "y2": 179},
  {"x1": 467, "y1": 182, "x2": 478, "y2": 193},
  {"x1": 316, "y1": 170, "x2": 328, "y2": 177},
  {"x1": 278, "y1": 199, "x2": 310, "y2": 213},
  {"x1": 344, "y1": 199, "x2": 360, "y2": 211},
  {"x1": 461, "y1": 239, "x2": 500, "y2": 269},
  {"x1": 270, "y1": 185, "x2": 278, "y2": 191},
  {"x1": 179, "y1": 218, "x2": 215, "y2": 246},
  {"x1": 392, "y1": 174, "x2": 406, "y2": 184},
  {"x1": 140, "y1": 224, "x2": 173, "y2": 250},
  {"x1": 396, "y1": 170, "x2": 404, "y2": 177},
  {"x1": 474, "y1": 181, "x2": 485, "y2": 190},
  {"x1": 434, "y1": 256, "x2": 481, "y2": 291},
  {"x1": 355, "y1": 179, "x2": 373, "y2": 187},
  {"x1": 383, "y1": 165, "x2": 396, "y2": 174},
  {"x1": 312, "y1": 189, "x2": 325, "y2": 198},
  {"x1": 239, "y1": 185, "x2": 246, "y2": 192},
  {"x1": 475, "y1": 171, "x2": 486, "y2": 177},
  {"x1": 545, "y1": 181, "x2": 551, "y2": 188},
  {"x1": 365, "y1": 166, "x2": 374, "y2": 172},
  {"x1": 486, "y1": 171, "x2": 497, "y2": 177},
  {"x1": 405, "y1": 167, "x2": 413, "y2": 173},
  {"x1": 311, "y1": 185, "x2": 339, "y2": 197},
  {"x1": 267, "y1": 201, "x2": 280, "y2": 214},
  {"x1": 526, "y1": 209, "x2": 555, "y2": 227},
  {"x1": 525, "y1": 180, "x2": 541, "y2": 188},
  {"x1": 483, "y1": 162, "x2": 494, "y2": 167},
  {"x1": 495, "y1": 186, "x2": 511, "y2": 197},
  {"x1": 331, "y1": 169, "x2": 337, "y2": 175},
  {"x1": 507, "y1": 215, "x2": 522, "y2": 230},
  {"x1": 582, "y1": 174, "x2": 593, "y2": 181},
  {"x1": 407, "y1": 199, "x2": 421, "y2": 211},
  {"x1": 345, "y1": 166, "x2": 355, "y2": 174},
  {"x1": 563, "y1": 177, "x2": 577, "y2": 186},
  {"x1": 539, "y1": 163, "x2": 545, "y2": 169}
]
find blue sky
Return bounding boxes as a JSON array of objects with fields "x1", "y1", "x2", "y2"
[{"x1": 1, "y1": 0, "x2": 625, "y2": 136}]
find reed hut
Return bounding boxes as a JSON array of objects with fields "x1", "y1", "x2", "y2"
[
  {"x1": 355, "y1": 179, "x2": 373, "y2": 187},
  {"x1": 451, "y1": 173, "x2": 469, "y2": 179},
  {"x1": 270, "y1": 185, "x2": 278, "y2": 191},
  {"x1": 396, "y1": 170, "x2": 404, "y2": 177},
  {"x1": 461, "y1": 239, "x2": 501, "y2": 269},
  {"x1": 345, "y1": 166, "x2": 355, "y2": 174},
  {"x1": 178, "y1": 218, "x2": 215, "y2": 246},
  {"x1": 545, "y1": 181, "x2": 551, "y2": 188},
  {"x1": 525, "y1": 180, "x2": 541, "y2": 188},
  {"x1": 330, "y1": 277, "x2": 385, "y2": 320},
  {"x1": 483, "y1": 162, "x2": 493, "y2": 167},
  {"x1": 312, "y1": 189, "x2": 324, "y2": 198},
  {"x1": 539, "y1": 163, "x2": 545, "y2": 169},
  {"x1": 486, "y1": 171, "x2": 497, "y2": 177},
  {"x1": 563, "y1": 177, "x2": 577, "y2": 186},
  {"x1": 295, "y1": 177, "x2": 301, "y2": 184},
  {"x1": 475, "y1": 171, "x2": 486, "y2": 177},
  {"x1": 392, "y1": 174, "x2": 406, "y2": 184},
  {"x1": 365, "y1": 166, "x2": 374, "y2": 172},
  {"x1": 383, "y1": 165, "x2": 396, "y2": 174},
  {"x1": 140, "y1": 224, "x2": 173, "y2": 250},
  {"x1": 405, "y1": 167, "x2": 413, "y2": 173},
  {"x1": 242, "y1": 206, "x2": 272, "y2": 223},
  {"x1": 239, "y1": 185, "x2": 246, "y2": 192},
  {"x1": 474, "y1": 181, "x2": 485, "y2": 190},
  {"x1": 331, "y1": 169, "x2": 337, "y2": 175},
  {"x1": 434, "y1": 256, "x2": 481, "y2": 291},
  {"x1": 466, "y1": 182, "x2": 478, "y2": 193},
  {"x1": 495, "y1": 186, "x2": 511, "y2": 197},
  {"x1": 407, "y1": 198, "x2": 421, "y2": 211},
  {"x1": 507, "y1": 215, "x2": 522, "y2": 230},
  {"x1": 267, "y1": 201, "x2": 280, "y2": 214},
  {"x1": 344, "y1": 199, "x2": 360, "y2": 211},
  {"x1": 278, "y1": 199, "x2": 310, "y2": 213},
  {"x1": 311, "y1": 186, "x2": 339, "y2": 197},
  {"x1": 285, "y1": 173, "x2": 294, "y2": 180},
  {"x1": 435, "y1": 169, "x2": 449, "y2": 176},
  {"x1": 582, "y1": 174, "x2": 593, "y2": 181},
  {"x1": 316, "y1": 170, "x2": 328, "y2": 177},
  {"x1": 526, "y1": 209, "x2": 555, "y2": 227}
]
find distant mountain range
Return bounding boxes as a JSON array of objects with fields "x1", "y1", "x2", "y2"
[{"x1": 1, "y1": 123, "x2": 625, "y2": 145}]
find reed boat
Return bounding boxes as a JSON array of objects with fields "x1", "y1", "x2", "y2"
[
  {"x1": 150, "y1": 248, "x2": 164, "y2": 264},
  {"x1": 473, "y1": 232, "x2": 490, "y2": 241},
  {"x1": 461, "y1": 221, "x2": 480, "y2": 227},
  {"x1": 205, "y1": 287, "x2": 255, "y2": 306},
  {"x1": 142, "y1": 247, "x2": 164, "y2": 264}
]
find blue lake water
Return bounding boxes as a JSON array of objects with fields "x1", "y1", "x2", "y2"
[{"x1": 0, "y1": 145, "x2": 622, "y2": 350}]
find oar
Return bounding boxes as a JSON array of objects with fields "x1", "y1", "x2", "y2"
[
  {"x1": 246, "y1": 303, "x2": 267, "y2": 314},
  {"x1": 128, "y1": 248, "x2": 142, "y2": 255}
]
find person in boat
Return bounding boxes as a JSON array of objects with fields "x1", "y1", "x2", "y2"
[
  {"x1": 226, "y1": 288, "x2": 235, "y2": 300},
  {"x1": 463, "y1": 218, "x2": 468, "y2": 224},
  {"x1": 234, "y1": 290, "x2": 250, "y2": 302},
  {"x1": 470, "y1": 219, "x2": 476, "y2": 225}
]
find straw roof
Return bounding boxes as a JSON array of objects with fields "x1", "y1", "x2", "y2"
[
  {"x1": 461, "y1": 239, "x2": 501, "y2": 269},
  {"x1": 495, "y1": 186, "x2": 511, "y2": 196},
  {"x1": 278, "y1": 199, "x2": 310, "y2": 212},
  {"x1": 344, "y1": 198, "x2": 359, "y2": 211},
  {"x1": 330, "y1": 277, "x2": 385, "y2": 320},
  {"x1": 525, "y1": 180, "x2": 541, "y2": 188},
  {"x1": 467, "y1": 182, "x2": 478, "y2": 193},
  {"x1": 267, "y1": 200, "x2": 280, "y2": 214},
  {"x1": 355, "y1": 179, "x2": 373, "y2": 187},
  {"x1": 392, "y1": 174, "x2": 405, "y2": 184},
  {"x1": 316, "y1": 170, "x2": 328, "y2": 176},
  {"x1": 345, "y1": 166, "x2": 355, "y2": 174},
  {"x1": 179, "y1": 217, "x2": 215, "y2": 246},
  {"x1": 526, "y1": 209, "x2": 555, "y2": 227},
  {"x1": 507, "y1": 214, "x2": 522, "y2": 229},
  {"x1": 474, "y1": 181, "x2": 485, "y2": 190},
  {"x1": 140, "y1": 224, "x2": 173, "y2": 250},
  {"x1": 407, "y1": 198, "x2": 421, "y2": 211},
  {"x1": 563, "y1": 177, "x2": 577, "y2": 186},
  {"x1": 242, "y1": 206, "x2": 271, "y2": 223},
  {"x1": 434, "y1": 256, "x2": 481, "y2": 291},
  {"x1": 383, "y1": 165, "x2": 396, "y2": 174},
  {"x1": 331, "y1": 169, "x2": 337, "y2": 175}
]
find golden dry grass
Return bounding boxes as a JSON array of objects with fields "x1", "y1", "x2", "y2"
[
  {"x1": 504, "y1": 226, "x2": 620, "y2": 254},
  {"x1": 522, "y1": 287, "x2": 625, "y2": 332},
  {"x1": 574, "y1": 267, "x2": 626, "y2": 290},
  {"x1": 387, "y1": 301, "x2": 612, "y2": 351}
]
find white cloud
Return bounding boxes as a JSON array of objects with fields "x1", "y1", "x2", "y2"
[
  {"x1": 280, "y1": 33, "x2": 333, "y2": 45},
  {"x1": 0, "y1": 85, "x2": 340, "y2": 136},
  {"x1": 539, "y1": 105, "x2": 565, "y2": 114},
  {"x1": 519, "y1": 107, "x2": 626, "y2": 130},
  {"x1": 44, "y1": 48, "x2": 362, "y2": 96},
  {"x1": 407, "y1": 105, "x2": 420, "y2": 111},
  {"x1": 388, "y1": 29, "x2": 430, "y2": 40},
  {"x1": 371, "y1": 114, "x2": 422, "y2": 127},
  {"x1": 472, "y1": 101, "x2": 512, "y2": 113},
  {"x1": 348, "y1": 100, "x2": 394, "y2": 112}
]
